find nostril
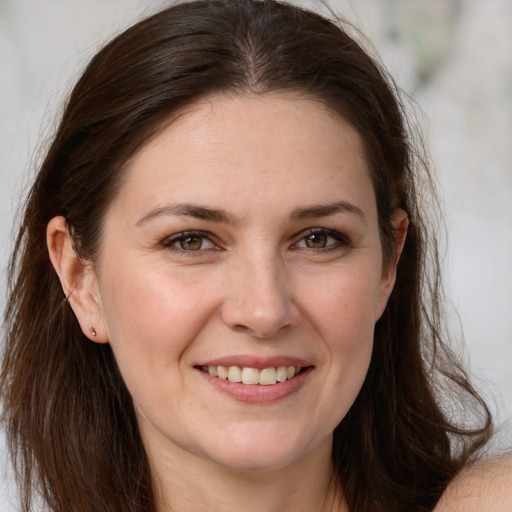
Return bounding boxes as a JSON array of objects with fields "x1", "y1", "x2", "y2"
[
  {"x1": 220, "y1": 297, "x2": 301, "y2": 339},
  {"x1": 231, "y1": 324, "x2": 253, "y2": 334}
]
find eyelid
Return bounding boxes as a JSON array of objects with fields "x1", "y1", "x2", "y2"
[
  {"x1": 161, "y1": 230, "x2": 220, "y2": 254},
  {"x1": 292, "y1": 227, "x2": 352, "y2": 250},
  {"x1": 160, "y1": 227, "x2": 351, "y2": 255}
]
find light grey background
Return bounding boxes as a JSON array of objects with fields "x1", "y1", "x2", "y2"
[{"x1": 1, "y1": 0, "x2": 511, "y2": 509}]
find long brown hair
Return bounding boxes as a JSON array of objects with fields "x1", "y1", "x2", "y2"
[{"x1": 1, "y1": 1, "x2": 492, "y2": 511}]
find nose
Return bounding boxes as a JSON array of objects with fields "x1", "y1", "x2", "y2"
[{"x1": 220, "y1": 254, "x2": 301, "y2": 339}]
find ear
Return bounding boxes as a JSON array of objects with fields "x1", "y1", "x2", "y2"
[
  {"x1": 375, "y1": 208, "x2": 409, "y2": 320},
  {"x1": 47, "y1": 216, "x2": 108, "y2": 343}
]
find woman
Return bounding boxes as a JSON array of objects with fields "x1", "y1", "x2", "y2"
[{"x1": 1, "y1": 0, "x2": 511, "y2": 511}]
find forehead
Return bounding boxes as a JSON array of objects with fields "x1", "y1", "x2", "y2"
[{"x1": 111, "y1": 93, "x2": 376, "y2": 224}]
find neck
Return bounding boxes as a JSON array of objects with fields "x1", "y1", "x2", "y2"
[{"x1": 143, "y1": 431, "x2": 346, "y2": 512}]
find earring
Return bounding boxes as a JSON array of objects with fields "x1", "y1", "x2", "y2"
[{"x1": 90, "y1": 326, "x2": 97, "y2": 337}]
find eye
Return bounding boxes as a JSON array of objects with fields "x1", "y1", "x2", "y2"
[
  {"x1": 294, "y1": 229, "x2": 350, "y2": 250},
  {"x1": 162, "y1": 231, "x2": 217, "y2": 253},
  {"x1": 303, "y1": 232, "x2": 331, "y2": 249}
]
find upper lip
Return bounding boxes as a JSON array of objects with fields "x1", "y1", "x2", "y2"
[{"x1": 197, "y1": 355, "x2": 313, "y2": 369}]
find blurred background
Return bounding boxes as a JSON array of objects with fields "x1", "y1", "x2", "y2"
[{"x1": 1, "y1": 0, "x2": 511, "y2": 509}]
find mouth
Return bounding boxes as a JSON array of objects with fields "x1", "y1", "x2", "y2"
[
  {"x1": 198, "y1": 365, "x2": 305, "y2": 385},
  {"x1": 195, "y1": 359, "x2": 313, "y2": 403}
]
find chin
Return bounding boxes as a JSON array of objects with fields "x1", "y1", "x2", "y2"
[
  {"x1": 198, "y1": 424, "x2": 327, "y2": 472},
  {"x1": 208, "y1": 448, "x2": 301, "y2": 473}
]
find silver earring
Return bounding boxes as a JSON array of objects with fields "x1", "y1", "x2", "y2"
[{"x1": 90, "y1": 326, "x2": 97, "y2": 337}]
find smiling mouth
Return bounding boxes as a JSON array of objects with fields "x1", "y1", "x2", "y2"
[{"x1": 199, "y1": 365, "x2": 304, "y2": 385}]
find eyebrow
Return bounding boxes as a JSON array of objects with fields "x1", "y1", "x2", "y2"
[
  {"x1": 136, "y1": 199, "x2": 367, "y2": 227},
  {"x1": 136, "y1": 203, "x2": 239, "y2": 226},
  {"x1": 290, "y1": 200, "x2": 367, "y2": 225}
]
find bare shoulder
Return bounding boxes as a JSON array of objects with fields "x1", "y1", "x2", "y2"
[{"x1": 434, "y1": 455, "x2": 512, "y2": 512}]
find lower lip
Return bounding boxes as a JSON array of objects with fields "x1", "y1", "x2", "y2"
[{"x1": 197, "y1": 367, "x2": 313, "y2": 404}]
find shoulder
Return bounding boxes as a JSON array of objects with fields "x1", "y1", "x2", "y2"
[{"x1": 434, "y1": 455, "x2": 512, "y2": 512}]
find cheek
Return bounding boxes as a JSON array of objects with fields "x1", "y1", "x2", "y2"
[
  {"x1": 303, "y1": 261, "x2": 382, "y2": 344},
  {"x1": 97, "y1": 261, "x2": 219, "y2": 384},
  {"x1": 300, "y1": 264, "x2": 380, "y2": 417},
  {"x1": 320, "y1": 284, "x2": 375, "y2": 383}
]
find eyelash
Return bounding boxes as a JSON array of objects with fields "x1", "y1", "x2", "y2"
[
  {"x1": 161, "y1": 231, "x2": 219, "y2": 256},
  {"x1": 161, "y1": 228, "x2": 352, "y2": 256},
  {"x1": 293, "y1": 228, "x2": 352, "y2": 252}
]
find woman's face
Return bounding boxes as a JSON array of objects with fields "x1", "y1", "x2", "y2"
[{"x1": 87, "y1": 94, "x2": 400, "y2": 471}]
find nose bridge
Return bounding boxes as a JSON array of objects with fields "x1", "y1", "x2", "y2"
[{"x1": 221, "y1": 245, "x2": 300, "y2": 338}]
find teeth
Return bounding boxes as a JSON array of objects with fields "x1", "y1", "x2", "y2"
[
  {"x1": 259, "y1": 367, "x2": 277, "y2": 385},
  {"x1": 242, "y1": 367, "x2": 260, "y2": 385},
  {"x1": 201, "y1": 365, "x2": 302, "y2": 385},
  {"x1": 276, "y1": 366, "x2": 287, "y2": 382},
  {"x1": 227, "y1": 366, "x2": 242, "y2": 383},
  {"x1": 217, "y1": 366, "x2": 228, "y2": 380}
]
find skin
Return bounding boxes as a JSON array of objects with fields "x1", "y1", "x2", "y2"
[
  {"x1": 47, "y1": 93, "x2": 512, "y2": 512},
  {"x1": 48, "y1": 92, "x2": 409, "y2": 512},
  {"x1": 435, "y1": 457, "x2": 512, "y2": 512}
]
